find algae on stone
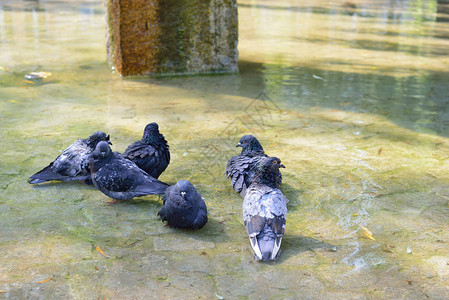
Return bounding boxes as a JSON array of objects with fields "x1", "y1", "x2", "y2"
[{"x1": 106, "y1": 0, "x2": 238, "y2": 76}]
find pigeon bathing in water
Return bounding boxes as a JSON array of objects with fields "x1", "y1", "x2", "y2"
[
  {"x1": 225, "y1": 135, "x2": 282, "y2": 196},
  {"x1": 243, "y1": 157, "x2": 288, "y2": 261},
  {"x1": 158, "y1": 180, "x2": 208, "y2": 229},
  {"x1": 29, "y1": 131, "x2": 111, "y2": 184},
  {"x1": 123, "y1": 122, "x2": 170, "y2": 179},
  {"x1": 89, "y1": 141, "x2": 169, "y2": 201}
]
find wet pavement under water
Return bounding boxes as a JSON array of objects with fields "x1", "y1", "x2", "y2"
[{"x1": 1, "y1": 0, "x2": 449, "y2": 298}]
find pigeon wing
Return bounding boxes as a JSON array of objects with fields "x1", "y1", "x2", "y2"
[
  {"x1": 243, "y1": 186, "x2": 288, "y2": 260},
  {"x1": 226, "y1": 155, "x2": 261, "y2": 194},
  {"x1": 29, "y1": 139, "x2": 91, "y2": 183},
  {"x1": 193, "y1": 196, "x2": 208, "y2": 229},
  {"x1": 124, "y1": 141, "x2": 169, "y2": 178}
]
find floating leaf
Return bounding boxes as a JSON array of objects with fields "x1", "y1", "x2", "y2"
[
  {"x1": 23, "y1": 80, "x2": 35, "y2": 84},
  {"x1": 352, "y1": 213, "x2": 359, "y2": 217},
  {"x1": 382, "y1": 244, "x2": 392, "y2": 253},
  {"x1": 341, "y1": 183, "x2": 348, "y2": 189},
  {"x1": 96, "y1": 246, "x2": 108, "y2": 257},
  {"x1": 124, "y1": 239, "x2": 142, "y2": 248},
  {"x1": 340, "y1": 102, "x2": 350, "y2": 106},
  {"x1": 37, "y1": 276, "x2": 54, "y2": 283},
  {"x1": 407, "y1": 246, "x2": 412, "y2": 254},
  {"x1": 312, "y1": 74, "x2": 323, "y2": 80},
  {"x1": 360, "y1": 225, "x2": 376, "y2": 241},
  {"x1": 378, "y1": 148, "x2": 383, "y2": 155},
  {"x1": 8, "y1": 100, "x2": 21, "y2": 103}
]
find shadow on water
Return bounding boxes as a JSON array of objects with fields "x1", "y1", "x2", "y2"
[
  {"x1": 29, "y1": 181, "x2": 96, "y2": 191},
  {"x1": 258, "y1": 235, "x2": 337, "y2": 264},
  {"x1": 128, "y1": 60, "x2": 449, "y2": 138},
  {"x1": 281, "y1": 182, "x2": 303, "y2": 213}
]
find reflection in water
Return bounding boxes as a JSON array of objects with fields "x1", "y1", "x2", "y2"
[{"x1": 0, "y1": 0, "x2": 449, "y2": 298}]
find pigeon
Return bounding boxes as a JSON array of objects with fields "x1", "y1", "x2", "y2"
[
  {"x1": 225, "y1": 135, "x2": 282, "y2": 196},
  {"x1": 242, "y1": 156, "x2": 288, "y2": 261},
  {"x1": 89, "y1": 141, "x2": 169, "y2": 200},
  {"x1": 29, "y1": 131, "x2": 111, "y2": 184},
  {"x1": 158, "y1": 180, "x2": 208, "y2": 229},
  {"x1": 123, "y1": 122, "x2": 170, "y2": 179}
]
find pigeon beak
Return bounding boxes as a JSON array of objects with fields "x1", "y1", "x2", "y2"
[
  {"x1": 279, "y1": 163, "x2": 286, "y2": 168},
  {"x1": 180, "y1": 192, "x2": 186, "y2": 197},
  {"x1": 236, "y1": 143, "x2": 242, "y2": 147},
  {"x1": 108, "y1": 141, "x2": 112, "y2": 145}
]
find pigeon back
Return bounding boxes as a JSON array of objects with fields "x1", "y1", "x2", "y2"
[
  {"x1": 243, "y1": 185, "x2": 288, "y2": 260},
  {"x1": 92, "y1": 151, "x2": 169, "y2": 200}
]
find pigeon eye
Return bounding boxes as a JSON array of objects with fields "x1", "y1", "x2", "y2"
[
  {"x1": 273, "y1": 160, "x2": 277, "y2": 164},
  {"x1": 243, "y1": 141, "x2": 247, "y2": 144}
]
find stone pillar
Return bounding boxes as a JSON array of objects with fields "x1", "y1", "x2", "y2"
[{"x1": 106, "y1": 0, "x2": 238, "y2": 76}]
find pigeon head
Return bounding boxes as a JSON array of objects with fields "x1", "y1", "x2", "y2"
[
  {"x1": 260, "y1": 157, "x2": 285, "y2": 171},
  {"x1": 175, "y1": 180, "x2": 195, "y2": 198},
  {"x1": 254, "y1": 157, "x2": 285, "y2": 187},
  {"x1": 89, "y1": 141, "x2": 113, "y2": 172},
  {"x1": 142, "y1": 122, "x2": 164, "y2": 144},
  {"x1": 144, "y1": 122, "x2": 159, "y2": 133},
  {"x1": 87, "y1": 131, "x2": 111, "y2": 148},
  {"x1": 94, "y1": 141, "x2": 112, "y2": 159},
  {"x1": 236, "y1": 135, "x2": 264, "y2": 155}
]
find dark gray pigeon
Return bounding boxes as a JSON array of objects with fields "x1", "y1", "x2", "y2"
[
  {"x1": 29, "y1": 131, "x2": 111, "y2": 184},
  {"x1": 243, "y1": 156, "x2": 288, "y2": 261},
  {"x1": 158, "y1": 180, "x2": 208, "y2": 229},
  {"x1": 89, "y1": 141, "x2": 169, "y2": 200},
  {"x1": 225, "y1": 135, "x2": 282, "y2": 196},
  {"x1": 123, "y1": 122, "x2": 170, "y2": 179}
]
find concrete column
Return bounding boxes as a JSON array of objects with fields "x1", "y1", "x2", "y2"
[{"x1": 106, "y1": 0, "x2": 238, "y2": 76}]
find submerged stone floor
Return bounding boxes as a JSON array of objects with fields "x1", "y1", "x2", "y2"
[{"x1": 0, "y1": 0, "x2": 449, "y2": 298}]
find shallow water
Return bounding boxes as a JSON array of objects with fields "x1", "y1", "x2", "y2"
[{"x1": 1, "y1": 0, "x2": 449, "y2": 298}]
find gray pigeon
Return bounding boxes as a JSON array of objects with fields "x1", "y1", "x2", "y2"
[
  {"x1": 243, "y1": 157, "x2": 288, "y2": 261},
  {"x1": 89, "y1": 141, "x2": 169, "y2": 200},
  {"x1": 29, "y1": 131, "x2": 111, "y2": 184},
  {"x1": 158, "y1": 180, "x2": 208, "y2": 229},
  {"x1": 123, "y1": 122, "x2": 170, "y2": 179},
  {"x1": 225, "y1": 135, "x2": 282, "y2": 196}
]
